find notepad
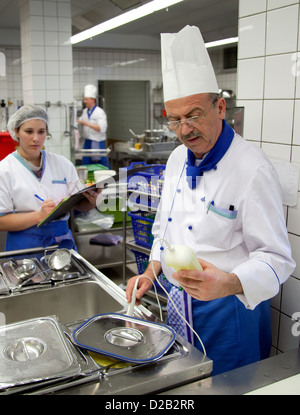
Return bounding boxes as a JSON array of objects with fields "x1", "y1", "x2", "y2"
[
  {"x1": 37, "y1": 184, "x2": 98, "y2": 227},
  {"x1": 37, "y1": 165, "x2": 160, "y2": 227}
]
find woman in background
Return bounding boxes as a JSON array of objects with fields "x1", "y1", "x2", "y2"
[{"x1": 0, "y1": 104, "x2": 100, "y2": 251}]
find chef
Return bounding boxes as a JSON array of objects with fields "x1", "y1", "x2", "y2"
[
  {"x1": 0, "y1": 105, "x2": 99, "y2": 251},
  {"x1": 77, "y1": 84, "x2": 108, "y2": 166},
  {"x1": 126, "y1": 25, "x2": 296, "y2": 375}
]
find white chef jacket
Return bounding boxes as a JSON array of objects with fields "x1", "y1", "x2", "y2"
[
  {"x1": 80, "y1": 106, "x2": 107, "y2": 142},
  {"x1": 0, "y1": 151, "x2": 83, "y2": 220},
  {"x1": 152, "y1": 133, "x2": 295, "y2": 310}
]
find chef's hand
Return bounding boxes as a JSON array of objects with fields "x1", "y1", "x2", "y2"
[
  {"x1": 39, "y1": 199, "x2": 56, "y2": 221},
  {"x1": 172, "y1": 258, "x2": 243, "y2": 301},
  {"x1": 82, "y1": 187, "x2": 102, "y2": 208},
  {"x1": 126, "y1": 275, "x2": 153, "y2": 306}
]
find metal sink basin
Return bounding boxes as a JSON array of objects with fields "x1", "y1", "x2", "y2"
[{"x1": 0, "y1": 280, "x2": 124, "y2": 325}]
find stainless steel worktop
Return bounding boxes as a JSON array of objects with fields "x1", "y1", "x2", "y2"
[{"x1": 160, "y1": 347, "x2": 300, "y2": 395}]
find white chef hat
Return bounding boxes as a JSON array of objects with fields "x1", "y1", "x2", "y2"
[
  {"x1": 161, "y1": 25, "x2": 219, "y2": 102},
  {"x1": 84, "y1": 84, "x2": 97, "y2": 99}
]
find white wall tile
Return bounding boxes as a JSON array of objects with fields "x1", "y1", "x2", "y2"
[
  {"x1": 29, "y1": 15, "x2": 44, "y2": 31},
  {"x1": 278, "y1": 313, "x2": 300, "y2": 351},
  {"x1": 44, "y1": 31, "x2": 58, "y2": 46},
  {"x1": 264, "y1": 54, "x2": 296, "y2": 99},
  {"x1": 32, "y1": 89, "x2": 46, "y2": 104},
  {"x1": 30, "y1": 30, "x2": 44, "y2": 46},
  {"x1": 281, "y1": 276, "x2": 300, "y2": 317},
  {"x1": 32, "y1": 74, "x2": 46, "y2": 90},
  {"x1": 45, "y1": 60, "x2": 59, "y2": 75},
  {"x1": 44, "y1": 16, "x2": 58, "y2": 32},
  {"x1": 58, "y1": 17, "x2": 71, "y2": 32},
  {"x1": 237, "y1": 57, "x2": 265, "y2": 99},
  {"x1": 266, "y1": 5, "x2": 299, "y2": 55},
  {"x1": 271, "y1": 307, "x2": 279, "y2": 346},
  {"x1": 29, "y1": 0, "x2": 43, "y2": 16},
  {"x1": 262, "y1": 100, "x2": 294, "y2": 144},
  {"x1": 238, "y1": 14, "x2": 266, "y2": 59},
  {"x1": 45, "y1": 45, "x2": 59, "y2": 60},
  {"x1": 293, "y1": 100, "x2": 300, "y2": 145},
  {"x1": 239, "y1": 0, "x2": 266, "y2": 17},
  {"x1": 236, "y1": 99, "x2": 262, "y2": 141},
  {"x1": 294, "y1": 57, "x2": 300, "y2": 97},
  {"x1": 45, "y1": 88, "x2": 60, "y2": 102},
  {"x1": 30, "y1": 45, "x2": 45, "y2": 60},
  {"x1": 268, "y1": 0, "x2": 299, "y2": 10},
  {"x1": 57, "y1": 2, "x2": 71, "y2": 18},
  {"x1": 291, "y1": 147, "x2": 300, "y2": 172},
  {"x1": 43, "y1": 1, "x2": 57, "y2": 16},
  {"x1": 46, "y1": 75, "x2": 59, "y2": 89},
  {"x1": 290, "y1": 233, "x2": 300, "y2": 279},
  {"x1": 261, "y1": 142, "x2": 291, "y2": 160},
  {"x1": 287, "y1": 194, "x2": 300, "y2": 234}
]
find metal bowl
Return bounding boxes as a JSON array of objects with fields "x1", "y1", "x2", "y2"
[{"x1": 14, "y1": 260, "x2": 36, "y2": 281}]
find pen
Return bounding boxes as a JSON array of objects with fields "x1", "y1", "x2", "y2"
[{"x1": 34, "y1": 194, "x2": 44, "y2": 202}]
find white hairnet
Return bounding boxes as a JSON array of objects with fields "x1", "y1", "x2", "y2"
[{"x1": 7, "y1": 105, "x2": 49, "y2": 141}]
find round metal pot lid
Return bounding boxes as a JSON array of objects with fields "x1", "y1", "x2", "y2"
[{"x1": 72, "y1": 313, "x2": 176, "y2": 364}]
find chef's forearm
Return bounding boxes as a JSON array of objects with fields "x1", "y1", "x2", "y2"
[
  {"x1": 0, "y1": 211, "x2": 42, "y2": 231},
  {"x1": 143, "y1": 260, "x2": 162, "y2": 281},
  {"x1": 80, "y1": 120, "x2": 100, "y2": 131}
]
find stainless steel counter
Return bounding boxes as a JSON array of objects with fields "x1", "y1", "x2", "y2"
[{"x1": 160, "y1": 347, "x2": 300, "y2": 395}]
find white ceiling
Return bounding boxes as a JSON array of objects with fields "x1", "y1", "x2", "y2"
[{"x1": 0, "y1": 0, "x2": 238, "y2": 50}]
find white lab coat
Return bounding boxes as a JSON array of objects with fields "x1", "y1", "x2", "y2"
[
  {"x1": 0, "y1": 151, "x2": 83, "y2": 219},
  {"x1": 152, "y1": 133, "x2": 295, "y2": 310},
  {"x1": 80, "y1": 106, "x2": 107, "y2": 142}
]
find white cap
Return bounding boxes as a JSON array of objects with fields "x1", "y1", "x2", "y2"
[
  {"x1": 84, "y1": 84, "x2": 97, "y2": 99},
  {"x1": 161, "y1": 25, "x2": 219, "y2": 102}
]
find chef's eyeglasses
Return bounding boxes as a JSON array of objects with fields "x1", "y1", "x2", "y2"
[{"x1": 165, "y1": 98, "x2": 219, "y2": 131}]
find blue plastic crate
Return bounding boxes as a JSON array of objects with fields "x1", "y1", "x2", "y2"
[
  {"x1": 122, "y1": 162, "x2": 165, "y2": 194},
  {"x1": 128, "y1": 210, "x2": 155, "y2": 249},
  {"x1": 131, "y1": 249, "x2": 170, "y2": 296}
]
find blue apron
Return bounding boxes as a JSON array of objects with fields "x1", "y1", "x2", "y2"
[
  {"x1": 5, "y1": 220, "x2": 76, "y2": 251},
  {"x1": 167, "y1": 287, "x2": 271, "y2": 376}
]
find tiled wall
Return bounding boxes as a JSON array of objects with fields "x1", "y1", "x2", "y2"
[{"x1": 237, "y1": 0, "x2": 300, "y2": 354}]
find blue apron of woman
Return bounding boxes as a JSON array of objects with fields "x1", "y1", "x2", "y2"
[
  {"x1": 5, "y1": 220, "x2": 77, "y2": 251},
  {"x1": 167, "y1": 285, "x2": 271, "y2": 376}
]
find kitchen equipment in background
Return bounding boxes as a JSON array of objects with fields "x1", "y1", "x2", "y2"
[
  {"x1": 0, "y1": 249, "x2": 89, "y2": 291},
  {"x1": 220, "y1": 89, "x2": 236, "y2": 128},
  {"x1": 129, "y1": 128, "x2": 179, "y2": 153},
  {"x1": 233, "y1": 106, "x2": 244, "y2": 136},
  {"x1": 45, "y1": 248, "x2": 72, "y2": 270},
  {"x1": 76, "y1": 166, "x2": 88, "y2": 181},
  {"x1": 94, "y1": 169, "x2": 116, "y2": 183}
]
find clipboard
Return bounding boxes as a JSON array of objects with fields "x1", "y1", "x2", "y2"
[{"x1": 37, "y1": 165, "x2": 161, "y2": 227}]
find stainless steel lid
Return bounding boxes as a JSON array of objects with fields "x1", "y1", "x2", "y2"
[
  {"x1": 0, "y1": 316, "x2": 80, "y2": 389},
  {"x1": 72, "y1": 313, "x2": 176, "y2": 364}
]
